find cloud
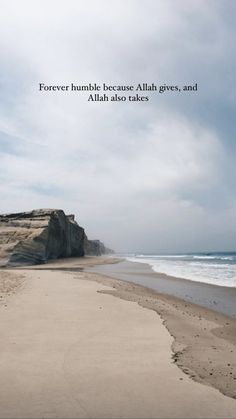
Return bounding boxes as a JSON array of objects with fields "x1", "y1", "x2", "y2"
[{"x1": 0, "y1": 0, "x2": 235, "y2": 252}]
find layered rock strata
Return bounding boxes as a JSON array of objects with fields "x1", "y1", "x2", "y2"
[{"x1": 0, "y1": 209, "x2": 112, "y2": 266}]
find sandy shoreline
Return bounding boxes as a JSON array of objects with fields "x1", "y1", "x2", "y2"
[
  {"x1": 1, "y1": 257, "x2": 236, "y2": 418},
  {"x1": 85, "y1": 259, "x2": 236, "y2": 399},
  {"x1": 87, "y1": 259, "x2": 236, "y2": 319}
]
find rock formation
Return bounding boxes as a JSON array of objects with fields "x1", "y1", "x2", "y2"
[
  {"x1": 84, "y1": 236, "x2": 114, "y2": 256},
  {"x1": 0, "y1": 209, "x2": 113, "y2": 266}
]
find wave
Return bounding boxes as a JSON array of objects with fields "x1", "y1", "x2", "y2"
[
  {"x1": 134, "y1": 254, "x2": 235, "y2": 261},
  {"x1": 193, "y1": 255, "x2": 234, "y2": 261},
  {"x1": 126, "y1": 255, "x2": 236, "y2": 288},
  {"x1": 136, "y1": 254, "x2": 189, "y2": 259}
]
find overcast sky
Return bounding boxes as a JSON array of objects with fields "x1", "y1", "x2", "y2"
[{"x1": 0, "y1": 0, "x2": 236, "y2": 253}]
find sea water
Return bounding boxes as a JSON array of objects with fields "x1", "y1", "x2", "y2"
[{"x1": 126, "y1": 253, "x2": 236, "y2": 288}]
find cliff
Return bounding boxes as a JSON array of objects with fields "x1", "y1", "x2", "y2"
[
  {"x1": 0, "y1": 209, "x2": 113, "y2": 266},
  {"x1": 84, "y1": 236, "x2": 114, "y2": 256}
]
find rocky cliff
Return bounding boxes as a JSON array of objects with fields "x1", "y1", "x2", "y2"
[
  {"x1": 84, "y1": 236, "x2": 114, "y2": 256},
  {"x1": 0, "y1": 209, "x2": 112, "y2": 266}
]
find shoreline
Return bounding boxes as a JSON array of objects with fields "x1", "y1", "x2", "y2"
[
  {"x1": 1, "y1": 256, "x2": 236, "y2": 417},
  {"x1": 7, "y1": 256, "x2": 236, "y2": 398},
  {"x1": 87, "y1": 258, "x2": 236, "y2": 319},
  {"x1": 83, "y1": 269, "x2": 236, "y2": 400},
  {"x1": 8, "y1": 256, "x2": 236, "y2": 399}
]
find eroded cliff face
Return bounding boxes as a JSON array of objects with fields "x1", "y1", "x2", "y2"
[
  {"x1": 0, "y1": 209, "x2": 85, "y2": 266},
  {"x1": 84, "y1": 236, "x2": 114, "y2": 256}
]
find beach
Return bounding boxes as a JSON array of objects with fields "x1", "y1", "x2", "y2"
[
  {"x1": 0, "y1": 257, "x2": 236, "y2": 418},
  {"x1": 87, "y1": 259, "x2": 236, "y2": 318}
]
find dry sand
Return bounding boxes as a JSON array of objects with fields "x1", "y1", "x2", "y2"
[{"x1": 0, "y1": 258, "x2": 236, "y2": 418}]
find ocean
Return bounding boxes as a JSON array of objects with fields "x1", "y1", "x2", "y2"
[{"x1": 126, "y1": 252, "x2": 236, "y2": 288}]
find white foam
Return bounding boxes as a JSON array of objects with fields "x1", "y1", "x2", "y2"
[
  {"x1": 193, "y1": 255, "x2": 234, "y2": 260},
  {"x1": 126, "y1": 256, "x2": 236, "y2": 288}
]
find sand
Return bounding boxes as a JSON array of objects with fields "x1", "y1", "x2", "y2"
[
  {"x1": 0, "y1": 258, "x2": 236, "y2": 418},
  {"x1": 86, "y1": 259, "x2": 236, "y2": 398},
  {"x1": 87, "y1": 259, "x2": 236, "y2": 318}
]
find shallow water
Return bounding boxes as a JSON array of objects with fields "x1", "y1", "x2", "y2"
[
  {"x1": 125, "y1": 252, "x2": 236, "y2": 288},
  {"x1": 86, "y1": 259, "x2": 236, "y2": 319}
]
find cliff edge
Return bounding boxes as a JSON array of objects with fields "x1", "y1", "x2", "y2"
[{"x1": 0, "y1": 209, "x2": 113, "y2": 266}]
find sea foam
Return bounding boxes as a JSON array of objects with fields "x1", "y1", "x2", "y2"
[{"x1": 127, "y1": 253, "x2": 236, "y2": 287}]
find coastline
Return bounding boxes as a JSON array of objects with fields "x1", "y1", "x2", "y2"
[
  {"x1": 87, "y1": 259, "x2": 236, "y2": 319},
  {"x1": 0, "y1": 256, "x2": 236, "y2": 418},
  {"x1": 86, "y1": 258, "x2": 236, "y2": 398},
  {"x1": 85, "y1": 268, "x2": 236, "y2": 399}
]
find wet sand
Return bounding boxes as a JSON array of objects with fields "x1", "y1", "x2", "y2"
[
  {"x1": 86, "y1": 259, "x2": 236, "y2": 399},
  {"x1": 87, "y1": 259, "x2": 236, "y2": 319},
  {"x1": 0, "y1": 257, "x2": 236, "y2": 418}
]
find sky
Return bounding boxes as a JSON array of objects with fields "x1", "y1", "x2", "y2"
[{"x1": 0, "y1": 0, "x2": 236, "y2": 253}]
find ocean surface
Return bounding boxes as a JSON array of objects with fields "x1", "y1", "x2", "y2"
[{"x1": 125, "y1": 253, "x2": 236, "y2": 288}]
